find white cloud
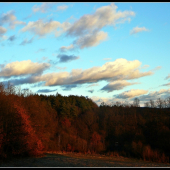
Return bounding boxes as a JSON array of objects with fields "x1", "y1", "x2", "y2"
[
  {"x1": 63, "y1": 3, "x2": 135, "y2": 49},
  {"x1": 32, "y1": 2, "x2": 56, "y2": 13},
  {"x1": 59, "y1": 44, "x2": 74, "y2": 52},
  {"x1": 67, "y1": 3, "x2": 135, "y2": 37},
  {"x1": 138, "y1": 88, "x2": 170, "y2": 101},
  {"x1": 74, "y1": 31, "x2": 108, "y2": 49},
  {"x1": 36, "y1": 58, "x2": 154, "y2": 86},
  {"x1": 21, "y1": 19, "x2": 71, "y2": 37},
  {"x1": 56, "y1": 66, "x2": 67, "y2": 71},
  {"x1": 60, "y1": 31, "x2": 108, "y2": 51},
  {"x1": 0, "y1": 10, "x2": 25, "y2": 29},
  {"x1": 165, "y1": 74, "x2": 170, "y2": 80},
  {"x1": 57, "y1": 5, "x2": 68, "y2": 11},
  {"x1": 0, "y1": 60, "x2": 50, "y2": 78},
  {"x1": 114, "y1": 89, "x2": 148, "y2": 99},
  {"x1": 103, "y1": 58, "x2": 112, "y2": 61},
  {"x1": 87, "y1": 83, "x2": 99, "y2": 88},
  {"x1": 5, "y1": 58, "x2": 159, "y2": 89},
  {"x1": 35, "y1": 48, "x2": 46, "y2": 53},
  {"x1": 130, "y1": 26, "x2": 150, "y2": 35},
  {"x1": 20, "y1": 37, "x2": 34, "y2": 45},
  {"x1": 162, "y1": 82, "x2": 170, "y2": 86},
  {"x1": 0, "y1": 26, "x2": 7, "y2": 35},
  {"x1": 91, "y1": 96, "x2": 114, "y2": 106}
]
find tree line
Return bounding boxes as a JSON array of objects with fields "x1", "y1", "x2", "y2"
[{"x1": 0, "y1": 82, "x2": 169, "y2": 164}]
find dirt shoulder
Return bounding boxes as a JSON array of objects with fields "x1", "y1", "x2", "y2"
[{"x1": 0, "y1": 152, "x2": 170, "y2": 167}]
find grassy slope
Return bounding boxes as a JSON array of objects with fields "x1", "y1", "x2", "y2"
[{"x1": 0, "y1": 152, "x2": 170, "y2": 167}]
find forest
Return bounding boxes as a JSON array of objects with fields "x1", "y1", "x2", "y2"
[{"x1": 0, "y1": 82, "x2": 170, "y2": 163}]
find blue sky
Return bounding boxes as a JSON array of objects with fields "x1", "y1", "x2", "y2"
[{"x1": 0, "y1": 2, "x2": 170, "y2": 106}]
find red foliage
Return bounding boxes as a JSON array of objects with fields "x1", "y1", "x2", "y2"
[
  {"x1": 61, "y1": 118, "x2": 71, "y2": 128},
  {"x1": 91, "y1": 131, "x2": 101, "y2": 145},
  {"x1": 90, "y1": 131, "x2": 103, "y2": 153},
  {"x1": 67, "y1": 143, "x2": 72, "y2": 152},
  {"x1": 11, "y1": 101, "x2": 44, "y2": 156}
]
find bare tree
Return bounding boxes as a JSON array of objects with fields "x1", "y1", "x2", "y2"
[
  {"x1": 149, "y1": 99, "x2": 155, "y2": 108},
  {"x1": 144, "y1": 101, "x2": 150, "y2": 107},
  {"x1": 133, "y1": 98, "x2": 140, "y2": 107},
  {"x1": 156, "y1": 98, "x2": 164, "y2": 108},
  {"x1": 115, "y1": 101, "x2": 122, "y2": 107},
  {"x1": 163, "y1": 99, "x2": 167, "y2": 108},
  {"x1": 166, "y1": 97, "x2": 170, "y2": 108}
]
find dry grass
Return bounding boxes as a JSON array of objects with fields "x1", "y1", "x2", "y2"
[
  {"x1": 143, "y1": 145, "x2": 169, "y2": 163},
  {"x1": 0, "y1": 152, "x2": 169, "y2": 167}
]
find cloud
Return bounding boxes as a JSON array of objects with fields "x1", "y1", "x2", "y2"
[
  {"x1": 66, "y1": 3, "x2": 135, "y2": 37},
  {"x1": 74, "y1": 31, "x2": 108, "y2": 49},
  {"x1": 101, "y1": 80, "x2": 139, "y2": 93},
  {"x1": 59, "y1": 44, "x2": 74, "y2": 52},
  {"x1": 57, "y1": 5, "x2": 68, "y2": 11},
  {"x1": 8, "y1": 35, "x2": 16, "y2": 41},
  {"x1": 103, "y1": 58, "x2": 112, "y2": 61},
  {"x1": 91, "y1": 96, "x2": 114, "y2": 106},
  {"x1": 23, "y1": 14, "x2": 33, "y2": 20},
  {"x1": 37, "y1": 58, "x2": 155, "y2": 86},
  {"x1": 56, "y1": 66, "x2": 67, "y2": 71},
  {"x1": 35, "y1": 48, "x2": 46, "y2": 53},
  {"x1": 21, "y1": 19, "x2": 71, "y2": 37},
  {"x1": 0, "y1": 10, "x2": 25, "y2": 29},
  {"x1": 149, "y1": 66, "x2": 161, "y2": 72},
  {"x1": 88, "y1": 89, "x2": 94, "y2": 93},
  {"x1": 1, "y1": 76, "x2": 40, "y2": 86},
  {"x1": 0, "y1": 60, "x2": 50, "y2": 78},
  {"x1": 0, "y1": 26, "x2": 7, "y2": 35},
  {"x1": 32, "y1": 2, "x2": 56, "y2": 13},
  {"x1": 130, "y1": 26, "x2": 150, "y2": 35},
  {"x1": 114, "y1": 89, "x2": 148, "y2": 99},
  {"x1": 87, "y1": 83, "x2": 99, "y2": 88},
  {"x1": 4, "y1": 58, "x2": 158, "y2": 88},
  {"x1": 62, "y1": 3, "x2": 135, "y2": 49},
  {"x1": 138, "y1": 89, "x2": 170, "y2": 101},
  {"x1": 57, "y1": 54, "x2": 80, "y2": 63},
  {"x1": 162, "y1": 82, "x2": 170, "y2": 86},
  {"x1": 165, "y1": 74, "x2": 170, "y2": 80},
  {"x1": 61, "y1": 84, "x2": 78, "y2": 91},
  {"x1": 37, "y1": 88, "x2": 57, "y2": 93},
  {"x1": 20, "y1": 37, "x2": 34, "y2": 45}
]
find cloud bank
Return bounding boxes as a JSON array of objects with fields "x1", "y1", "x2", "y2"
[
  {"x1": 28, "y1": 58, "x2": 155, "y2": 87},
  {"x1": 0, "y1": 60, "x2": 50, "y2": 78}
]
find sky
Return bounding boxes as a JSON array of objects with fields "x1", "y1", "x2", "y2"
[{"x1": 0, "y1": 2, "x2": 170, "y2": 106}]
